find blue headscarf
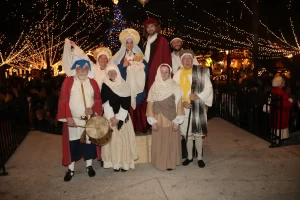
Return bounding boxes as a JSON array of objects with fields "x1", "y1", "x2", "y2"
[{"x1": 71, "y1": 59, "x2": 91, "y2": 71}]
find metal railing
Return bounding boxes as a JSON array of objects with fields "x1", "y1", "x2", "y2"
[
  {"x1": 214, "y1": 89, "x2": 285, "y2": 147},
  {"x1": 0, "y1": 98, "x2": 29, "y2": 175}
]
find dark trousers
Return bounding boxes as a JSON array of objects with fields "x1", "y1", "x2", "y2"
[{"x1": 69, "y1": 139, "x2": 97, "y2": 162}]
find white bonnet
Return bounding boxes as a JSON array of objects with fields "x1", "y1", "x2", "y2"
[{"x1": 272, "y1": 75, "x2": 283, "y2": 88}]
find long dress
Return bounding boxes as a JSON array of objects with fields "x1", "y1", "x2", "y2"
[
  {"x1": 271, "y1": 87, "x2": 293, "y2": 139},
  {"x1": 118, "y1": 54, "x2": 148, "y2": 133},
  {"x1": 147, "y1": 94, "x2": 184, "y2": 170},
  {"x1": 101, "y1": 83, "x2": 138, "y2": 170}
]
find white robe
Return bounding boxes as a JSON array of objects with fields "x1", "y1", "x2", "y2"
[
  {"x1": 101, "y1": 101, "x2": 138, "y2": 170},
  {"x1": 173, "y1": 69, "x2": 213, "y2": 136}
]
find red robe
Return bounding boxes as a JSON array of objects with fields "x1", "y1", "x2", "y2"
[
  {"x1": 271, "y1": 88, "x2": 292, "y2": 129},
  {"x1": 146, "y1": 35, "x2": 172, "y2": 93},
  {"x1": 57, "y1": 76, "x2": 102, "y2": 166}
]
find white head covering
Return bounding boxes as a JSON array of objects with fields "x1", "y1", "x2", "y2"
[
  {"x1": 170, "y1": 37, "x2": 183, "y2": 44},
  {"x1": 272, "y1": 75, "x2": 284, "y2": 88},
  {"x1": 179, "y1": 49, "x2": 195, "y2": 62},
  {"x1": 111, "y1": 36, "x2": 143, "y2": 65},
  {"x1": 103, "y1": 64, "x2": 131, "y2": 97},
  {"x1": 147, "y1": 64, "x2": 180, "y2": 102}
]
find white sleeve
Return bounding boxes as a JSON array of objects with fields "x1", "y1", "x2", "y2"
[
  {"x1": 103, "y1": 101, "x2": 114, "y2": 120},
  {"x1": 172, "y1": 116, "x2": 184, "y2": 125},
  {"x1": 197, "y1": 74, "x2": 213, "y2": 107},
  {"x1": 62, "y1": 38, "x2": 91, "y2": 77},
  {"x1": 58, "y1": 118, "x2": 67, "y2": 122},
  {"x1": 173, "y1": 70, "x2": 181, "y2": 84},
  {"x1": 72, "y1": 45, "x2": 87, "y2": 59},
  {"x1": 147, "y1": 117, "x2": 158, "y2": 125},
  {"x1": 115, "y1": 107, "x2": 128, "y2": 121},
  {"x1": 61, "y1": 38, "x2": 75, "y2": 77}
]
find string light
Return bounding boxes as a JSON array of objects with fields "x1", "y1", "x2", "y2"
[
  {"x1": 1, "y1": 0, "x2": 109, "y2": 77},
  {"x1": 2, "y1": 0, "x2": 300, "y2": 73}
]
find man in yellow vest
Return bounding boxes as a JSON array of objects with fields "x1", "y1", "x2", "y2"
[{"x1": 173, "y1": 49, "x2": 213, "y2": 168}]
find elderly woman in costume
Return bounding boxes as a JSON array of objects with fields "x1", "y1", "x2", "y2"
[
  {"x1": 101, "y1": 64, "x2": 138, "y2": 172},
  {"x1": 270, "y1": 75, "x2": 293, "y2": 140},
  {"x1": 111, "y1": 28, "x2": 148, "y2": 133},
  {"x1": 62, "y1": 38, "x2": 112, "y2": 90},
  {"x1": 147, "y1": 64, "x2": 184, "y2": 171},
  {"x1": 57, "y1": 58, "x2": 102, "y2": 182},
  {"x1": 173, "y1": 49, "x2": 213, "y2": 168}
]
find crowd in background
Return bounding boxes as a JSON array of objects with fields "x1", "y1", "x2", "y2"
[
  {"x1": 213, "y1": 68, "x2": 300, "y2": 134},
  {"x1": 1, "y1": 66, "x2": 300, "y2": 136},
  {"x1": 0, "y1": 77, "x2": 63, "y2": 133}
]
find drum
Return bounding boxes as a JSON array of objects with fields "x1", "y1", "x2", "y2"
[{"x1": 85, "y1": 116, "x2": 113, "y2": 146}]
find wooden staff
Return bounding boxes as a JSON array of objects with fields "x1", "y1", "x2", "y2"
[
  {"x1": 80, "y1": 83, "x2": 88, "y2": 143},
  {"x1": 81, "y1": 83, "x2": 88, "y2": 120}
]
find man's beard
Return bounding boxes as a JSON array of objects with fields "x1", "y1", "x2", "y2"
[
  {"x1": 77, "y1": 74, "x2": 87, "y2": 80},
  {"x1": 148, "y1": 30, "x2": 156, "y2": 36},
  {"x1": 172, "y1": 45, "x2": 182, "y2": 52},
  {"x1": 173, "y1": 48, "x2": 182, "y2": 52}
]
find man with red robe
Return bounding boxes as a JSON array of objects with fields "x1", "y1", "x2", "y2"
[
  {"x1": 57, "y1": 59, "x2": 102, "y2": 182},
  {"x1": 142, "y1": 18, "x2": 172, "y2": 93}
]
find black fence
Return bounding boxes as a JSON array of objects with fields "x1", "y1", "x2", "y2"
[
  {"x1": 213, "y1": 89, "x2": 295, "y2": 147},
  {"x1": 0, "y1": 98, "x2": 29, "y2": 175}
]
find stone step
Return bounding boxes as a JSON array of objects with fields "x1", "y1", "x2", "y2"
[{"x1": 135, "y1": 134, "x2": 152, "y2": 164}]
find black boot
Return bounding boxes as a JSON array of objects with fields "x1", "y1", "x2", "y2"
[
  {"x1": 198, "y1": 160, "x2": 205, "y2": 168},
  {"x1": 114, "y1": 169, "x2": 120, "y2": 172},
  {"x1": 182, "y1": 159, "x2": 193, "y2": 166},
  {"x1": 121, "y1": 169, "x2": 127, "y2": 172},
  {"x1": 64, "y1": 169, "x2": 74, "y2": 182},
  {"x1": 86, "y1": 166, "x2": 96, "y2": 177}
]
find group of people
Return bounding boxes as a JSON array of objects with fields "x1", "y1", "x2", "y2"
[{"x1": 56, "y1": 18, "x2": 213, "y2": 182}]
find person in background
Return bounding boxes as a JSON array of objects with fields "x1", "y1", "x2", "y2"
[{"x1": 271, "y1": 75, "x2": 293, "y2": 140}]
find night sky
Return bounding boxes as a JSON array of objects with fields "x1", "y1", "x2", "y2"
[{"x1": 1, "y1": 0, "x2": 299, "y2": 53}]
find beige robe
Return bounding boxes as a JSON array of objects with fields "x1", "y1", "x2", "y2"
[{"x1": 147, "y1": 94, "x2": 184, "y2": 170}]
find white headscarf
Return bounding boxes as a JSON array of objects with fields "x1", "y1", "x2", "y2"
[
  {"x1": 147, "y1": 64, "x2": 180, "y2": 102},
  {"x1": 272, "y1": 75, "x2": 284, "y2": 88},
  {"x1": 111, "y1": 36, "x2": 143, "y2": 65},
  {"x1": 103, "y1": 64, "x2": 131, "y2": 97}
]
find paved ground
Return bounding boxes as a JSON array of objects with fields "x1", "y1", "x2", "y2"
[{"x1": 1, "y1": 118, "x2": 300, "y2": 200}]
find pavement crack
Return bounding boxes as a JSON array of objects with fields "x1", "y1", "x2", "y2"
[{"x1": 156, "y1": 178, "x2": 169, "y2": 200}]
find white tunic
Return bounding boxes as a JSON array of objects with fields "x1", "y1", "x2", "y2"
[{"x1": 59, "y1": 76, "x2": 95, "y2": 141}]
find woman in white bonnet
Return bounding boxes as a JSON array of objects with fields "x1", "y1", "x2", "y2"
[{"x1": 271, "y1": 75, "x2": 293, "y2": 140}]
